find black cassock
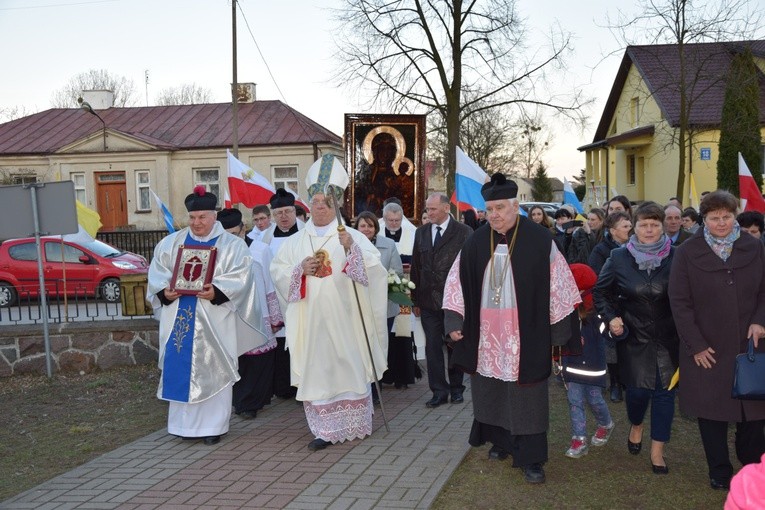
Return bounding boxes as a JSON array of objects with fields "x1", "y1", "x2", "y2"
[{"x1": 446, "y1": 217, "x2": 576, "y2": 466}]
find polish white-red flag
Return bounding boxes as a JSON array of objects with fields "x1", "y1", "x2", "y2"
[
  {"x1": 738, "y1": 152, "x2": 765, "y2": 212},
  {"x1": 223, "y1": 189, "x2": 232, "y2": 209},
  {"x1": 227, "y1": 149, "x2": 275, "y2": 207}
]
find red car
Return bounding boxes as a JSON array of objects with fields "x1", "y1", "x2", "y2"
[{"x1": 0, "y1": 237, "x2": 148, "y2": 307}]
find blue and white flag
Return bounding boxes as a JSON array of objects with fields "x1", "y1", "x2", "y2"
[
  {"x1": 563, "y1": 177, "x2": 584, "y2": 214},
  {"x1": 150, "y1": 189, "x2": 175, "y2": 233},
  {"x1": 455, "y1": 146, "x2": 489, "y2": 210}
]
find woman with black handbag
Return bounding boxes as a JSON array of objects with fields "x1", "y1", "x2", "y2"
[{"x1": 669, "y1": 190, "x2": 765, "y2": 491}]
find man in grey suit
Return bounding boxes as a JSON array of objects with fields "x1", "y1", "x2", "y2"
[{"x1": 410, "y1": 193, "x2": 472, "y2": 408}]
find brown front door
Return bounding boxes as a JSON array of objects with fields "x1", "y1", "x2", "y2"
[{"x1": 96, "y1": 172, "x2": 128, "y2": 231}]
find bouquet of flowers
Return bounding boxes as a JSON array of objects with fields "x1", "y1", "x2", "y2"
[{"x1": 387, "y1": 269, "x2": 416, "y2": 306}]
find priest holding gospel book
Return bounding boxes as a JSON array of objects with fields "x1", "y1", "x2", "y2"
[{"x1": 148, "y1": 186, "x2": 267, "y2": 446}]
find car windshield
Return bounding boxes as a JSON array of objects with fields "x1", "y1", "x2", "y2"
[{"x1": 78, "y1": 240, "x2": 124, "y2": 258}]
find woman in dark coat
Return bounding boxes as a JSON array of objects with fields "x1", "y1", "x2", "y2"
[
  {"x1": 567, "y1": 208, "x2": 605, "y2": 265},
  {"x1": 593, "y1": 202, "x2": 678, "y2": 474},
  {"x1": 588, "y1": 210, "x2": 632, "y2": 402},
  {"x1": 355, "y1": 212, "x2": 415, "y2": 392},
  {"x1": 669, "y1": 190, "x2": 765, "y2": 490},
  {"x1": 588, "y1": 211, "x2": 632, "y2": 275}
]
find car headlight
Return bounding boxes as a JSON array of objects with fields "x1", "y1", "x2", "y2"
[{"x1": 112, "y1": 261, "x2": 138, "y2": 270}]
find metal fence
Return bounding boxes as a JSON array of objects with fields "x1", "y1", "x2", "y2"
[
  {"x1": 0, "y1": 231, "x2": 168, "y2": 326},
  {"x1": 0, "y1": 281, "x2": 153, "y2": 326},
  {"x1": 97, "y1": 230, "x2": 167, "y2": 261}
]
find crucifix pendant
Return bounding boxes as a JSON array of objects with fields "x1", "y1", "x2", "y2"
[{"x1": 492, "y1": 289, "x2": 502, "y2": 305}]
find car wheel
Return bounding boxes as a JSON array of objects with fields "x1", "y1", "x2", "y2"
[
  {"x1": 99, "y1": 278, "x2": 121, "y2": 303},
  {"x1": 0, "y1": 282, "x2": 17, "y2": 307}
]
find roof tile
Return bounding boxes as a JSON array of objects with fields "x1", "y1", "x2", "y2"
[{"x1": 0, "y1": 100, "x2": 340, "y2": 155}]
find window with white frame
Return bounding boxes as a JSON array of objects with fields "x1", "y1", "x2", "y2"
[
  {"x1": 273, "y1": 165, "x2": 299, "y2": 194},
  {"x1": 193, "y1": 168, "x2": 220, "y2": 207},
  {"x1": 71, "y1": 172, "x2": 87, "y2": 203},
  {"x1": 135, "y1": 170, "x2": 151, "y2": 211}
]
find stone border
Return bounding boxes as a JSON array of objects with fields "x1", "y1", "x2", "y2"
[{"x1": 0, "y1": 319, "x2": 159, "y2": 377}]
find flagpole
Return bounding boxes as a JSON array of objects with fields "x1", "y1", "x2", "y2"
[{"x1": 231, "y1": 0, "x2": 239, "y2": 158}]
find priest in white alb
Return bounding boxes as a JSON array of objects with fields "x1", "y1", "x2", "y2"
[
  {"x1": 148, "y1": 186, "x2": 267, "y2": 445},
  {"x1": 270, "y1": 155, "x2": 388, "y2": 451}
]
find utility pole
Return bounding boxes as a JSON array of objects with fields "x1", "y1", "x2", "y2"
[
  {"x1": 144, "y1": 70, "x2": 149, "y2": 107},
  {"x1": 231, "y1": 0, "x2": 239, "y2": 158}
]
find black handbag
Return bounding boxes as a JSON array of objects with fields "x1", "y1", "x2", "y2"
[{"x1": 732, "y1": 337, "x2": 765, "y2": 400}]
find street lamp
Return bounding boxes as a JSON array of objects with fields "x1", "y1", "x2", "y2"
[{"x1": 78, "y1": 97, "x2": 107, "y2": 151}]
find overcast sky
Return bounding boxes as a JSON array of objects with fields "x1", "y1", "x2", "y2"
[{"x1": 0, "y1": 0, "x2": 634, "y2": 180}]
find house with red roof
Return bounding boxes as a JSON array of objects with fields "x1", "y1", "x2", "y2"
[
  {"x1": 0, "y1": 90, "x2": 342, "y2": 230},
  {"x1": 578, "y1": 40, "x2": 765, "y2": 208}
]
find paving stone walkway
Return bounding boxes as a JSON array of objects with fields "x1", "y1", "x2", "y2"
[{"x1": 1, "y1": 376, "x2": 473, "y2": 510}]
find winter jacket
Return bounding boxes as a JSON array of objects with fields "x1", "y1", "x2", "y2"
[
  {"x1": 588, "y1": 234, "x2": 620, "y2": 275},
  {"x1": 562, "y1": 312, "x2": 608, "y2": 387},
  {"x1": 593, "y1": 246, "x2": 679, "y2": 390},
  {"x1": 567, "y1": 228, "x2": 599, "y2": 264}
]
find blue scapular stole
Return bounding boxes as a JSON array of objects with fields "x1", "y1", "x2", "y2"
[{"x1": 161, "y1": 233, "x2": 219, "y2": 402}]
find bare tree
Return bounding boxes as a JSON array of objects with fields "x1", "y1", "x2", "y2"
[
  {"x1": 511, "y1": 115, "x2": 553, "y2": 179},
  {"x1": 427, "y1": 94, "x2": 517, "y2": 175},
  {"x1": 428, "y1": 103, "x2": 552, "y2": 179},
  {"x1": 334, "y1": 0, "x2": 589, "y2": 197},
  {"x1": 0, "y1": 105, "x2": 34, "y2": 123},
  {"x1": 606, "y1": 0, "x2": 763, "y2": 202},
  {"x1": 51, "y1": 69, "x2": 138, "y2": 108},
  {"x1": 156, "y1": 83, "x2": 214, "y2": 106}
]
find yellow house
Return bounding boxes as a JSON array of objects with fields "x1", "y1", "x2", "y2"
[
  {"x1": 0, "y1": 90, "x2": 342, "y2": 231},
  {"x1": 578, "y1": 40, "x2": 765, "y2": 209}
]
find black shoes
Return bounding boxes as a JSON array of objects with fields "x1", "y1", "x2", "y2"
[
  {"x1": 651, "y1": 458, "x2": 669, "y2": 475},
  {"x1": 179, "y1": 435, "x2": 221, "y2": 445},
  {"x1": 425, "y1": 396, "x2": 449, "y2": 408},
  {"x1": 710, "y1": 478, "x2": 730, "y2": 490},
  {"x1": 628, "y1": 425, "x2": 642, "y2": 455},
  {"x1": 522, "y1": 463, "x2": 546, "y2": 484},
  {"x1": 308, "y1": 438, "x2": 332, "y2": 451},
  {"x1": 236, "y1": 410, "x2": 257, "y2": 419},
  {"x1": 488, "y1": 445, "x2": 509, "y2": 460},
  {"x1": 610, "y1": 385, "x2": 623, "y2": 402},
  {"x1": 451, "y1": 393, "x2": 464, "y2": 404}
]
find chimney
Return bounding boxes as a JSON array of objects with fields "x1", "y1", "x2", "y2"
[
  {"x1": 81, "y1": 90, "x2": 115, "y2": 109},
  {"x1": 234, "y1": 83, "x2": 257, "y2": 103}
]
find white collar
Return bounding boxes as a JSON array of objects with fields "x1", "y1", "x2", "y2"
[{"x1": 433, "y1": 217, "x2": 450, "y2": 231}]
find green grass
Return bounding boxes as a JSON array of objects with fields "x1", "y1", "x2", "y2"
[
  {"x1": 432, "y1": 380, "x2": 730, "y2": 510},
  {"x1": 0, "y1": 365, "x2": 167, "y2": 502}
]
